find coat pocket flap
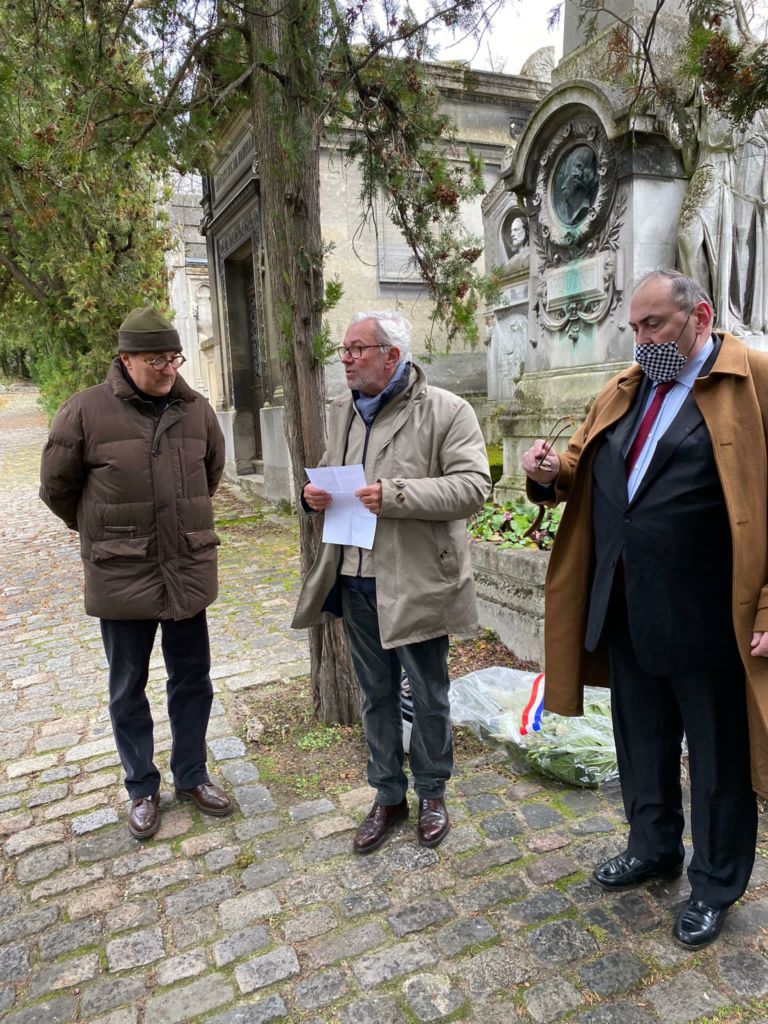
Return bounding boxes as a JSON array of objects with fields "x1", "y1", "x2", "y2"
[
  {"x1": 90, "y1": 537, "x2": 150, "y2": 562},
  {"x1": 184, "y1": 529, "x2": 221, "y2": 552}
]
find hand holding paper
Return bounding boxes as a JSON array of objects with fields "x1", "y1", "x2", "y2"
[{"x1": 305, "y1": 464, "x2": 378, "y2": 549}]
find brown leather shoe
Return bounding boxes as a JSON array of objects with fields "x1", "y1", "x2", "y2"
[
  {"x1": 353, "y1": 798, "x2": 409, "y2": 854},
  {"x1": 128, "y1": 794, "x2": 160, "y2": 839},
  {"x1": 175, "y1": 782, "x2": 233, "y2": 817},
  {"x1": 417, "y1": 797, "x2": 450, "y2": 848}
]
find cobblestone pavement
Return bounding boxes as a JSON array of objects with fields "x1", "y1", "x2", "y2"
[{"x1": 2, "y1": 392, "x2": 768, "y2": 1024}]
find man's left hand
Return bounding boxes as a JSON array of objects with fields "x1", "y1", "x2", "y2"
[
  {"x1": 355, "y1": 483, "x2": 382, "y2": 515},
  {"x1": 751, "y1": 632, "x2": 768, "y2": 657}
]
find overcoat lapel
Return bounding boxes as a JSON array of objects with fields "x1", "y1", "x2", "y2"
[{"x1": 606, "y1": 374, "x2": 652, "y2": 506}]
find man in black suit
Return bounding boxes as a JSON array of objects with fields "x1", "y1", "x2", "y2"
[{"x1": 522, "y1": 269, "x2": 762, "y2": 949}]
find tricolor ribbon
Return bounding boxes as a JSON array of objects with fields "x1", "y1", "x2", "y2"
[{"x1": 520, "y1": 673, "x2": 545, "y2": 735}]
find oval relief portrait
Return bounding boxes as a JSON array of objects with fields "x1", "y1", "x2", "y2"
[{"x1": 553, "y1": 145, "x2": 600, "y2": 227}]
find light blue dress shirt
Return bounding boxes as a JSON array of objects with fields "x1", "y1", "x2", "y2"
[{"x1": 623, "y1": 337, "x2": 714, "y2": 501}]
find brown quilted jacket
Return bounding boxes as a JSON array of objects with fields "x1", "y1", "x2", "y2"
[{"x1": 39, "y1": 358, "x2": 225, "y2": 621}]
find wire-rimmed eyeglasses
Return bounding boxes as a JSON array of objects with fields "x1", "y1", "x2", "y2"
[{"x1": 141, "y1": 355, "x2": 186, "y2": 370}]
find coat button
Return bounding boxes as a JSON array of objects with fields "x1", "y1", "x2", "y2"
[
  {"x1": 610, "y1": 560, "x2": 616, "y2": 568},
  {"x1": 157, "y1": 504, "x2": 166, "y2": 513},
  {"x1": 623, "y1": 515, "x2": 631, "y2": 523},
  {"x1": 440, "y1": 550, "x2": 449, "y2": 558},
  {"x1": 152, "y1": 449, "x2": 159, "y2": 457},
  {"x1": 396, "y1": 492, "x2": 405, "y2": 503}
]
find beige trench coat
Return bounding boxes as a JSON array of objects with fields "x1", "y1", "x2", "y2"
[
  {"x1": 529, "y1": 333, "x2": 768, "y2": 798},
  {"x1": 292, "y1": 363, "x2": 492, "y2": 648}
]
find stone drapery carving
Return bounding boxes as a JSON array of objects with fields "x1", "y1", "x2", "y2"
[
  {"x1": 486, "y1": 312, "x2": 527, "y2": 399},
  {"x1": 678, "y1": 90, "x2": 768, "y2": 336}
]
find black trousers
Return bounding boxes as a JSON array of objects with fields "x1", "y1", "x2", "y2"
[
  {"x1": 100, "y1": 611, "x2": 213, "y2": 799},
  {"x1": 341, "y1": 587, "x2": 453, "y2": 804},
  {"x1": 604, "y1": 599, "x2": 757, "y2": 907}
]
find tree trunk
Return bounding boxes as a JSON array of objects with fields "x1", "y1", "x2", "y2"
[{"x1": 248, "y1": 6, "x2": 360, "y2": 725}]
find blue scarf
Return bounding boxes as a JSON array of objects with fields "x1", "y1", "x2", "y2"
[{"x1": 353, "y1": 361, "x2": 411, "y2": 426}]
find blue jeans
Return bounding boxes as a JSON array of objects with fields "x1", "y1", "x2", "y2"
[{"x1": 341, "y1": 586, "x2": 453, "y2": 804}]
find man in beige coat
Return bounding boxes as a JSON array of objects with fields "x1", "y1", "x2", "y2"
[
  {"x1": 293, "y1": 311, "x2": 491, "y2": 853},
  {"x1": 522, "y1": 269, "x2": 768, "y2": 949}
]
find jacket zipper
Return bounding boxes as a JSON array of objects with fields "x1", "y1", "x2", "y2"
[{"x1": 356, "y1": 419, "x2": 374, "y2": 578}]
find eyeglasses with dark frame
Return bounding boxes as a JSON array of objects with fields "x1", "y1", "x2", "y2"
[
  {"x1": 141, "y1": 355, "x2": 186, "y2": 370},
  {"x1": 336, "y1": 344, "x2": 384, "y2": 360},
  {"x1": 535, "y1": 414, "x2": 575, "y2": 469}
]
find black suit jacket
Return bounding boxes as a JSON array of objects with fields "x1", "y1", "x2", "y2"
[{"x1": 585, "y1": 340, "x2": 735, "y2": 675}]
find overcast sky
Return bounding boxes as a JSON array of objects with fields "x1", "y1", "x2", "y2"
[{"x1": 428, "y1": 0, "x2": 565, "y2": 74}]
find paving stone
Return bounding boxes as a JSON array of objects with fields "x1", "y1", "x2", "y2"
[
  {"x1": 583, "y1": 906, "x2": 625, "y2": 941},
  {"x1": 89, "y1": 1010, "x2": 137, "y2": 1024},
  {"x1": 305, "y1": 922, "x2": 386, "y2": 968},
  {"x1": 209, "y1": 736, "x2": 246, "y2": 760},
  {"x1": 562, "y1": 790, "x2": 602, "y2": 814},
  {"x1": 294, "y1": 967, "x2": 348, "y2": 1009},
  {"x1": 7, "y1": 755, "x2": 58, "y2": 779},
  {"x1": 153, "y1": 808, "x2": 193, "y2": 840},
  {"x1": 15, "y1": 843, "x2": 69, "y2": 882},
  {"x1": 165, "y1": 876, "x2": 236, "y2": 917},
  {"x1": 337, "y1": 785, "x2": 378, "y2": 812},
  {"x1": 219, "y1": 760, "x2": 261, "y2": 785},
  {"x1": 526, "y1": 919, "x2": 599, "y2": 965},
  {"x1": 338, "y1": 888, "x2": 391, "y2": 918},
  {"x1": 0, "y1": 891, "x2": 22, "y2": 917},
  {"x1": 35, "y1": 732, "x2": 80, "y2": 753},
  {"x1": 465, "y1": 793, "x2": 505, "y2": 814},
  {"x1": 28, "y1": 952, "x2": 100, "y2": 998},
  {"x1": 456, "y1": 772, "x2": 509, "y2": 796},
  {"x1": 106, "y1": 927, "x2": 165, "y2": 972},
  {"x1": 309, "y1": 815, "x2": 356, "y2": 840},
  {"x1": 241, "y1": 857, "x2": 291, "y2": 889},
  {"x1": 570, "y1": 836, "x2": 625, "y2": 869},
  {"x1": 71, "y1": 807, "x2": 119, "y2": 834},
  {"x1": 397, "y1": 868, "x2": 455, "y2": 903},
  {"x1": 724, "y1": 897, "x2": 768, "y2": 940},
  {"x1": 0, "y1": 941, "x2": 29, "y2": 981},
  {"x1": 480, "y1": 811, "x2": 523, "y2": 839},
  {"x1": 29, "y1": 861, "x2": 106, "y2": 900},
  {"x1": 459, "y1": 943, "x2": 537, "y2": 998},
  {"x1": 235, "y1": 816, "x2": 281, "y2": 841},
  {"x1": 646, "y1": 970, "x2": 727, "y2": 1024},
  {"x1": 144, "y1": 973, "x2": 234, "y2": 1024},
  {"x1": 112, "y1": 844, "x2": 172, "y2": 877},
  {"x1": 205, "y1": 995, "x2": 288, "y2": 1024},
  {"x1": 38, "y1": 918, "x2": 101, "y2": 960},
  {"x1": 387, "y1": 897, "x2": 455, "y2": 938},
  {"x1": 527, "y1": 853, "x2": 579, "y2": 885},
  {"x1": 206, "y1": 847, "x2": 238, "y2": 871},
  {"x1": 127, "y1": 859, "x2": 197, "y2": 895},
  {"x1": 0, "y1": 811, "x2": 34, "y2": 835},
  {"x1": 1, "y1": 994, "x2": 75, "y2": 1024},
  {"x1": 402, "y1": 973, "x2": 465, "y2": 1022},
  {"x1": 84, "y1": 754, "x2": 121, "y2": 773},
  {"x1": 611, "y1": 892, "x2": 659, "y2": 932},
  {"x1": 527, "y1": 832, "x2": 571, "y2": 853},
  {"x1": 386, "y1": 843, "x2": 439, "y2": 872},
  {"x1": 81, "y1": 977, "x2": 147, "y2": 1018},
  {"x1": 436, "y1": 824, "x2": 483, "y2": 855},
  {"x1": 0, "y1": 986, "x2": 15, "y2": 1014},
  {"x1": 25, "y1": 783, "x2": 68, "y2": 807},
  {"x1": 353, "y1": 938, "x2": 439, "y2": 989},
  {"x1": 170, "y1": 906, "x2": 218, "y2": 949},
  {"x1": 568, "y1": 878, "x2": 604, "y2": 904},
  {"x1": 719, "y1": 949, "x2": 768, "y2": 997},
  {"x1": 289, "y1": 797, "x2": 335, "y2": 822},
  {"x1": 4, "y1": 821, "x2": 65, "y2": 857},
  {"x1": 180, "y1": 834, "x2": 223, "y2": 858},
  {"x1": 213, "y1": 924, "x2": 270, "y2": 967},
  {"x1": 577, "y1": 951, "x2": 650, "y2": 996},
  {"x1": 304, "y1": 835, "x2": 351, "y2": 863},
  {"x1": 218, "y1": 890, "x2": 282, "y2": 932},
  {"x1": 452, "y1": 872, "x2": 528, "y2": 912},
  {"x1": 435, "y1": 915, "x2": 496, "y2": 955},
  {"x1": 454, "y1": 840, "x2": 521, "y2": 877},
  {"x1": 570, "y1": 816, "x2": 615, "y2": 835},
  {"x1": 73, "y1": 771, "x2": 119, "y2": 794},
  {"x1": 525, "y1": 977, "x2": 583, "y2": 1023},
  {"x1": 76, "y1": 827, "x2": 139, "y2": 863},
  {"x1": 337, "y1": 855, "x2": 392, "y2": 891},
  {"x1": 38, "y1": 766, "x2": 79, "y2": 783},
  {"x1": 336, "y1": 996, "x2": 408, "y2": 1024},
  {"x1": 234, "y1": 785, "x2": 276, "y2": 816},
  {"x1": 64, "y1": 736, "x2": 116, "y2": 762},
  {"x1": 0, "y1": 905, "x2": 59, "y2": 944},
  {"x1": 234, "y1": 945, "x2": 300, "y2": 994},
  {"x1": 519, "y1": 803, "x2": 565, "y2": 829},
  {"x1": 577, "y1": 1006, "x2": 656, "y2": 1024},
  {"x1": 283, "y1": 906, "x2": 337, "y2": 942},
  {"x1": 106, "y1": 901, "x2": 160, "y2": 935},
  {"x1": 497, "y1": 891, "x2": 572, "y2": 930},
  {"x1": 68, "y1": 883, "x2": 122, "y2": 919}
]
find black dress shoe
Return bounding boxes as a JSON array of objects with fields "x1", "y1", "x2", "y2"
[
  {"x1": 593, "y1": 851, "x2": 684, "y2": 890},
  {"x1": 673, "y1": 898, "x2": 727, "y2": 948},
  {"x1": 353, "y1": 799, "x2": 409, "y2": 854}
]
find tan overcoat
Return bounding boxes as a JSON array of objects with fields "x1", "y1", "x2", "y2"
[
  {"x1": 292, "y1": 363, "x2": 492, "y2": 648},
  {"x1": 530, "y1": 332, "x2": 768, "y2": 798}
]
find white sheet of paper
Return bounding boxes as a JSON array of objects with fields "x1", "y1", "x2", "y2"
[{"x1": 305, "y1": 464, "x2": 377, "y2": 549}]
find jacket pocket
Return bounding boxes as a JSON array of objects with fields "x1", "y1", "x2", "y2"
[
  {"x1": 432, "y1": 523, "x2": 459, "y2": 583},
  {"x1": 173, "y1": 447, "x2": 188, "y2": 498},
  {"x1": 184, "y1": 529, "x2": 221, "y2": 552},
  {"x1": 90, "y1": 536, "x2": 150, "y2": 562}
]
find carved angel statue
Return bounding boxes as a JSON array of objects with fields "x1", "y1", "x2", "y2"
[{"x1": 678, "y1": 7, "x2": 768, "y2": 335}]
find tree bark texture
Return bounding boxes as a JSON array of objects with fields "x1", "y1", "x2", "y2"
[{"x1": 248, "y1": 6, "x2": 360, "y2": 725}]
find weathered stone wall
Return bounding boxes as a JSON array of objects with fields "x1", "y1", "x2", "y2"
[{"x1": 471, "y1": 542, "x2": 548, "y2": 666}]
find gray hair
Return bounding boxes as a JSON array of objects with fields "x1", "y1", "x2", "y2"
[
  {"x1": 635, "y1": 268, "x2": 712, "y2": 313},
  {"x1": 349, "y1": 310, "x2": 412, "y2": 362}
]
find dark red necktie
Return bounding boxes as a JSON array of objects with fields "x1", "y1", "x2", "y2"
[{"x1": 625, "y1": 380, "x2": 676, "y2": 478}]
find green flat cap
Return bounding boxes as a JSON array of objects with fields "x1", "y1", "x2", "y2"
[{"x1": 118, "y1": 307, "x2": 181, "y2": 353}]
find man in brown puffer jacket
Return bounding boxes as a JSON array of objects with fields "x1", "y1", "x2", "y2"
[{"x1": 40, "y1": 307, "x2": 233, "y2": 838}]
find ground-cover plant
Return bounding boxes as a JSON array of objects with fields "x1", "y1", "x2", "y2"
[{"x1": 467, "y1": 501, "x2": 561, "y2": 550}]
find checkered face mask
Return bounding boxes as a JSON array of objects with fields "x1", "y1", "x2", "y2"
[{"x1": 634, "y1": 310, "x2": 695, "y2": 383}]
